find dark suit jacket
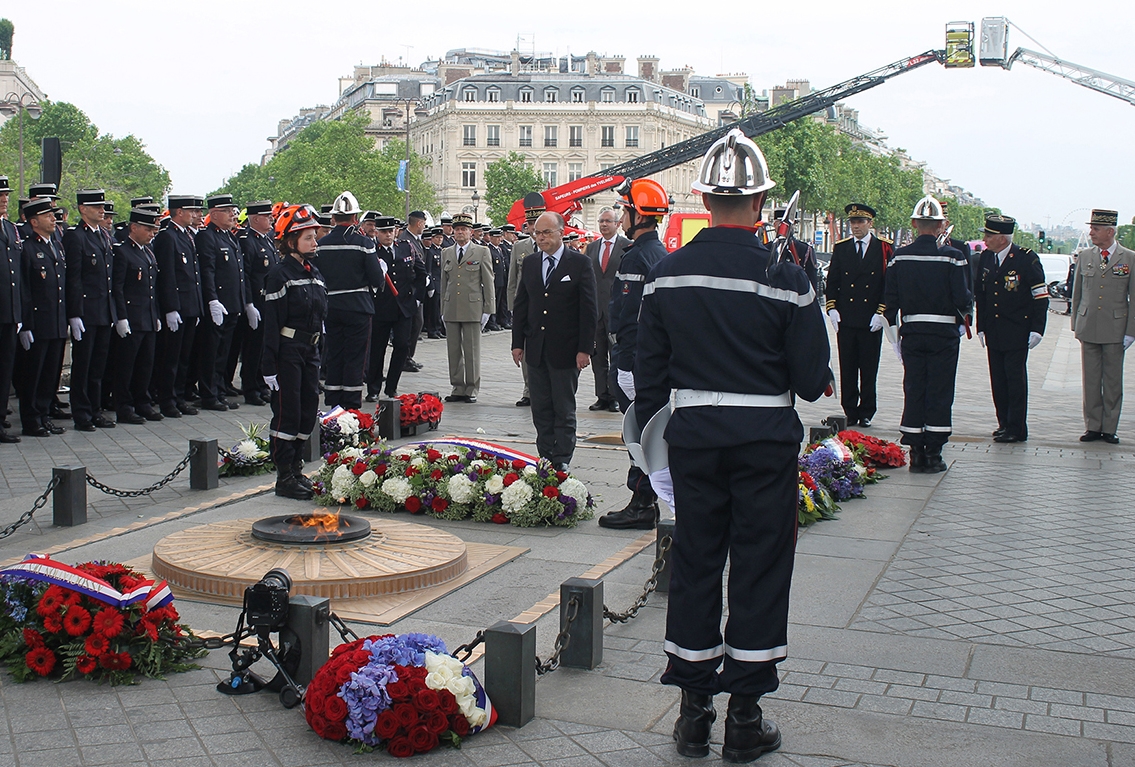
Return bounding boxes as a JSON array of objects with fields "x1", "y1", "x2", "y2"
[
  {"x1": 586, "y1": 235, "x2": 631, "y2": 322},
  {"x1": 21, "y1": 234, "x2": 67, "y2": 339},
  {"x1": 512, "y1": 246, "x2": 598, "y2": 369},
  {"x1": 63, "y1": 223, "x2": 116, "y2": 326},
  {"x1": 825, "y1": 234, "x2": 891, "y2": 328},
  {"x1": 976, "y1": 243, "x2": 1048, "y2": 350},
  {"x1": 113, "y1": 237, "x2": 160, "y2": 332},
  {"x1": 0, "y1": 218, "x2": 23, "y2": 326},
  {"x1": 154, "y1": 223, "x2": 203, "y2": 318}
]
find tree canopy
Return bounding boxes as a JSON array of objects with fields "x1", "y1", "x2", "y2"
[
  {"x1": 212, "y1": 111, "x2": 436, "y2": 215},
  {"x1": 0, "y1": 19, "x2": 12, "y2": 60},
  {"x1": 484, "y1": 152, "x2": 544, "y2": 225},
  {"x1": 0, "y1": 101, "x2": 170, "y2": 221}
]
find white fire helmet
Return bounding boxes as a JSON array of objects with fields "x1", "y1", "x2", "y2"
[
  {"x1": 911, "y1": 195, "x2": 946, "y2": 221},
  {"x1": 330, "y1": 191, "x2": 362, "y2": 216},
  {"x1": 691, "y1": 128, "x2": 776, "y2": 196}
]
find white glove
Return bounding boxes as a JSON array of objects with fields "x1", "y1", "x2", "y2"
[
  {"x1": 15, "y1": 322, "x2": 21, "y2": 333},
  {"x1": 617, "y1": 369, "x2": 636, "y2": 401},
  {"x1": 208, "y1": 299, "x2": 227, "y2": 326},
  {"x1": 1028, "y1": 332, "x2": 1042, "y2": 350},
  {"x1": 868, "y1": 314, "x2": 886, "y2": 333},
  {"x1": 156, "y1": 318, "x2": 161, "y2": 332},
  {"x1": 958, "y1": 325, "x2": 966, "y2": 337},
  {"x1": 648, "y1": 468, "x2": 674, "y2": 511},
  {"x1": 827, "y1": 309, "x2": 840, "y2": 332},
  {"x1": 978, "y1": 331, "x2": 986, "y2": 348},
  {"x1": 481, "y1": 313, "x2": 489, "y2": 329},
  {"x1": 68, "y1": 317, "x2": 85, "y2": 341},
  {"x1": 165, "y1": 311, "x2": 182, "y2": 333},
  {"x1": 18, "y1": 330, "x2": 33, "y2": 350},
  {"x1": 245, "y1": 303, "x2": 260, "y2": 330},
  {"x1": 427, "y1": 289, "x2": 435, "y2": 298},
  {"x1": 263, "y1": 375, "x2": 279, "y2": 391},
  {"x1": 892, "y1": 340, "x2": 903, "y2": 363},
  {"x1": 378, "y1": 258, "x2": 389, "y2": 275},
  {"x1": 115, "y1": 319, "x2": 131, "y2": 338},
  {"x1": 1125, "y1": 335, "x2": 1135, "y2": 351}
]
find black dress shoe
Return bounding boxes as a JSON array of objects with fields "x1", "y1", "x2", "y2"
[
  {"x1": 75, "y1": 421, "x2": 97, "y2": 432},
  {"x1": 224, "y1": 384, "x2": 241, "y2": 397},
  {"x1": 444, "y1": 394, "x2": 464, "y2": 403},
  {"x1": 1, "y1": 419, "x2": 9, "y2": 429},
  {"x1": 118, "y1": 411, "x2": 146, "y2": 425},
  {"x1": 44, "y1": 421, "x2": 66, "y2": 435},
  {"x1": 224, "y1": 400, "x2": 240, "y2": 410},
  {"x1": 1104, "y1": 433, "x2": 1120, "y2": 444},
  {"x1": 140, "y1": 408, "x2": 164, "y2": 422},
  {"x1": 608, "y1": 401, "x2": 620, "y2": 412},
  {"x1": 859, "y1": 417, "x2": 872, "y2": 428},
  {"x1": 994, "y1": 433, "x2": 1025, "y2": 443},
  {"x1": 722, "y1": 696, "x2": 781, "y2": 763},
  {"x1": 176, "y1": 401, "x2": 198, "y2": 416},
  {"x1": 515, "y1": 397, "x2": 530, "y2": 407},
  {"x1": 91, "y1": 415, "x2": 116, "y2": 428},
  {"x1": 200, "y1": 400, "x2": 228, "y2": 412},
  {"x1": 402, "y1": 362, "x2": 419, "y2": 373},
  {"x1": 161, "y1": 407, "x2": 183, "y2": 419},
  {"x1": 673, "y1": 691, "x2": 716, "y2": 758},
  {"x1": 992, "y1": 427, "x2": 1006, "y2": 437},
  {"x1": 244, "y1": 392, "x2": 266, "y2": 406},
  {"x1": 49, "y1": 406, "x2": 68, "y2": 419},
  {"x1": 22, "y1": 427, "x2": 49, "y2": 437},
  {"x1": 588, "y1": 399, "x2": 608, "y2": 411},
  {"x1": 0, "y1": 431, "x2": 20, "y2": 443},
  {"x1": 1080, "y1": 431, "x2": 1104, "y2": 442},
  {"x1": 365, "y1": 393, "x2": 380, "y2": 403},
  {"x1": 427, "y1": 333, "x2": 441, "y2": 339},
  {"x1": 465, "y1": 395, "x2": 477, "y2": 403}
]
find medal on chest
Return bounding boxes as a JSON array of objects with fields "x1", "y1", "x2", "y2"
[
  {"x1": 1113, "y1": 263, "x2": 1130, "y2": 277},
  {"x1": 1003, "y1": 271, "x2": 1019, "y2": 291}
]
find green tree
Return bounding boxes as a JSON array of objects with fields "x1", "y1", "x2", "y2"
[
  {"x1": 0, "y1": 101, "x2": 169, "y2": 220},
  {"x1": 1116, "y1": 223, "x2": 1135, "y2": 250},
  {"x1": 0, "y1": 19, "x2": 13, "y2": 60},
  {"x1": 484, "y1": 152, "x2": 544, "y2": 226},
  {"x1": 212, "y1": 111, "x2": 436, "y2": 215},
  {"x1": 945, "y1": 203, "x2": 999, "y2": 242}
]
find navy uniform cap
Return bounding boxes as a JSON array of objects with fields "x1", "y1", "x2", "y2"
[
  {"x1": 23, "y1": 197, "x2": 58, "y2": 217},
  {"x1": 168, "y1": 195, "x2": 203, "y2": 210},
  {"x1": 0, "y1": 176, "x2": 9, "y2": 192},
  {"x1": 844, "y1": 203, "x2": 876, "y2": 220},
  {"x1": 129, "y1": 207, "x2": 161, "y2": 227},
  {"x1": 29, "y1": 183, "x2": 59, "y2": 199},
  {"x1": 130, "y1": 196, "x2": 155, "y2": 207},
  {"x1": 206, "y1": 194, "x2": 236, "y2": 210},
  {"x1": 375, "y1": 216, "x2": 398, "y2": 230},
  {"x1": 76, "y1": 189, "x2": 106, "y2": 206},
  {"x1": 245, "y1": 200, "x2": 274, "y2": 216},
  {"x1": 983, "y1": 215, "x2": 1016, "y2": 235}
]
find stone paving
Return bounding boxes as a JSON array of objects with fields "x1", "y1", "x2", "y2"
[{"x1": 0, "y1": 312, "x2": 1134, "y2": 766}]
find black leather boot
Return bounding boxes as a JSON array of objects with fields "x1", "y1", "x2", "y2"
[
  {"x1": 722, "y1": 696, "x2": 780, "y2": 763},
  {"x1": 673, "y1": 690, "x2": 716, "y2": 758},
  {"x1": 292, "y1": 461, "x2": 313, "y2": 491},
  {"x1": 923, "y1": 448, "x2": 947, "y2": 473},
  {"x1": 597, "y1": 492, "x2": 659, "y2": 530},
  {"x1": 908, "y1": 446, "x2": 925, "y2": 473},
  {"x1": 275, "y1": 467, "x2": 314, "y2": 500}
]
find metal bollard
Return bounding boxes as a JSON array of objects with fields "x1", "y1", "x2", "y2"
[
  {"x1": 189, "y1": 439, "x2": 218, "y2": 490},
  {"x1": 824, "y1": 414, "x2": 848, "y2": 434},
  {"x1": 808, "y1": 426, "x2": 831, "y2": 444},
  {"x1": 484, "y1": 620, "x2": 535, "y2": 728},
  {"x1": 655, "y1": 519, "x2": 675, "y2": 594},
  {"x1": 301, "y1": 438, "x2": 319, "y2": 463},
  {"x1": 52, "y1": 466, "x2": 87, "y2": 527},
  {"x1": 377, "y1": 398, "x2": 401, "y2": 440},
  {"x1": 286, "y1": 595, "x2": 330, "y2": 685},
  {"x1": 559, "y1": 578, "x2": 603, "y2": 669}
]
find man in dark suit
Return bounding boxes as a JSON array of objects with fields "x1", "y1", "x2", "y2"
[
  {"x1": 399, "y1": 211, "x2": 429, "y2": 370},
  {"x1": 153, "y1": 195, "x2": 204, "y2": 418},
  {"x1": 112, "y1": 208, "x2": 164, "y2": 424},
  {"x1": 0, "y1": 177, "x2": 23, "y2": 443},
  {"x1": 511, "y1": 212, "x2": 598, "y2": 470},
  {"x1": 368, "y1": 217, "x2": 426, "y2": 399},
  {"x1": 824, "y1": 203, "x2": 892, "y2": 427},
  {"x1": 63, "y1": 189, "x2": 117, "y2": 431},
  {"x1": 487, "y1": 229, "x2": 509, "y2": 330},
  {"x1": 586, "y1": 207, "x2": 631, "y2": 412},
  {"x1": 975, "y1": 215, "x2": 1048, "y2": 443}
]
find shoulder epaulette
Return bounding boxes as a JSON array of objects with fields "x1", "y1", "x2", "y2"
[
  {"x1": 835, "y1": 236, "x2": 852, "y2": 244},
  {"x1": 878, "y1": 237, "x2": 892, "y2": 244}
]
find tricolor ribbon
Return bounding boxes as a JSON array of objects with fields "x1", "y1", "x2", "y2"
[
  {"x1": 412, "y1": 438, "x2": 539, "y2": 466},
  {"x1": 0, "y1": 554, "x2": 173, "y2": 612}
]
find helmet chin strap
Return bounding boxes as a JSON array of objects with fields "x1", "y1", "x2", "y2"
[{"x1": 623, "y1": 210, "x2": 652, "y2": 241}]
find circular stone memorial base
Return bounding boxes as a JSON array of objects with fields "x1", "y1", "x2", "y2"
[{"x1": 151, "y1": 516, "x2": 469, "y2": 603}]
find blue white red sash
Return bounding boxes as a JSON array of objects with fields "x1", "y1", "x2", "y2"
[
  {"x1": 415, "y1": 438, "x2": 538, "y2": 466},
  {"x1": 0, "y1": 554, "x2": 174, "y2": 612}
]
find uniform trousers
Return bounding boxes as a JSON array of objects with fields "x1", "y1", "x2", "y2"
[
  {"x1": 407, "y1": 304, "x2": 423, "y2": 360},
  {"x1": 197, "y1": 313, "x2": 239, "y2": 405},
  {"x1": 268, "y1": 340, "x2": 320, "y2": 469},
  {"x1": 987, "y1": 346, "x2": 1029, "y2": 438},
  {"x1": 69, "y1": 324, "x2": 112, "y2": 425},
  {"x1": 836, "y1": 326, "x2": 882, "y2": 423},
  {"x1": 1081, "y1": 341, "x2": 1125, "y2": 434},
  {"x1": 445, "y1": 321, "x2": 481, "y2": 397},
  {"x1": 527, "y1": 358, "x2": 580, "y2": 467},
  {"x1": 661, "y1": 440, "x2": 798, "y2": 697},
  {"x1": 323, "y1": 309, "x2": 371, "y2": 409},
  {"x1": 899, "y1": 333, "x2": 960, "y2": 451},
  {"x1": 15, "y1": 338, "x2": 66, "y2": 430},
  {"x1": 114, "y1": 331, "x2": 156, "y2": 416},
  {"x1": 368, "y1": 316, "x2": 412, "y2": 397},
  {"x1": 611, "y1": 371, "x2": 654, "y2": 500},
  {"x1": 494, "y1": 284, "x2": 510, "y2": 326},
  {"x1": 240, "y1": 309, "x2": 267, "y2": 397},
  {"x1": 424, "y1": 294, "x2": 442, "y2": 336},
  {"x1": 155, "y1": 319, "x2": 197, "y2": 410},
  {"x1": 592, "y1": 316, "x2": 613, "y2": 402},
  {"x1": 0, "y1": 324, "x2": 15, "y2": 420}
]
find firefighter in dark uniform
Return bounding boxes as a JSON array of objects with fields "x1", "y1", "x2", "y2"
[
  {"x1": 635, "y1": 130, "x2": 830, "y2": 762},
  {"x1": 485, "y1": 229, "x2": 507, "y2": 331},
  {"x1": 196, "y1": 194, "x2": 255, "y2": 411},
  {"x1": 153, "y1": 195, "x2": 204, "y2": 418},
  {"x1": 238, "y1": 200, "x2": 280, "y2": 406},
  {"x1": 0, "y1": 176, "x2": 23, "y2": 443},
  {"x1": 883, "y1": 196, "x2": 972, "y2": 473},
  {"x1": 498, "y1": 225, "x2": 514, "y2": 329},
  {"x1": 15, "y1": 197, "x2": 68, "y2": 437},
  {"x1": 111, "y1": 208, "x2": 163, "y2": 424},
  {"x1": 597, "y1": 179, "x2": 671, "y2": 531},
  {"x1": 976, "y1": 215, "x2": 1048, "y2": 442},
  {"x1": 262, "y1": 205, "x2": 327, "y2": 500},
  {"x1": 825, "y1": 204, "x2": 892, "y2": 427},
  {"x1": 424, "y1": 227, "x2": 445, "y2": 338},
  {"x1": 367, "y1": 216, "x2": 426, "y2": 399},
  {"x1": 63, "y1": 189, "x2": 117, "y2": 431},
  {"x1": 313, "y1": 191, "x2": 386, "y2": 410}
]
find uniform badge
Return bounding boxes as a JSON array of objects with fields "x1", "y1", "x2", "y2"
[
  {"x1": 1004, "y1": 272, "x2": 1019, "y2": 291},
  {"x1": 263, "y1": 259, "x2": 269, "y2": 267},
  {"x1": 40, "y1": 268, "x2": 46, "y2": 279},
  {"x1": 1113, "y1": 264, "x2": 1130, "y2": 276},
  {"x1": 182, "y1": 255, "x2": 188, "y2": 264},
  {"x1": 91, "y1": 256, "x2": 97, "y2": 266}
]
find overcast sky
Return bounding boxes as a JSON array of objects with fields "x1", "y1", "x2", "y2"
[{"x1": 7, "y1": 0, "x2": 1132, "y2": 231}]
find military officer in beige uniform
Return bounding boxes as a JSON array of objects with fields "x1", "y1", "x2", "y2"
[
  {"x1": 1071, "y1": 209, "x2": 1135, "y2": 444},
  {"x1": 440, "y1": 213, "x2": 495, "y2": 403}
]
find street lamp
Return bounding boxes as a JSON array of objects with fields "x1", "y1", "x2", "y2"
[
  {"x1": 0, "y1": 92, "x2": 43, "y2": 196},
  {"x1": 471, "y1": 190, "x2": 480, "y2": 223}
]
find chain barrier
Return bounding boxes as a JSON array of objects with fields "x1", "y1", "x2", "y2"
[
  {"x1": 535, "y1": 594, "x2": 580, "y2": 676},
  {"x1": 0, "y1": 475, "x2": 62, "y2": 540},
  {"x1": 453, "y1": 630, "x2": 486, "y2": 663},
  {"x1": 328, "y1": 611, "x2": 358, "y2": 643},
  {"x1": 602, "y1": 535, "x2": 671, "y2": 624},
  {"x1": 169, "y1": 630, "x2": 240, "y2": 652},
  {"x1": 86, "y1": 445, "x2": 197, "y2": 498}
]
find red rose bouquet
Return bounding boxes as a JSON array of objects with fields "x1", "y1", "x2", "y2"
[
  {"x1": 397, "y1": 393, "x2": 444, "y2": 430},
  {"x1": 837, "y1": 430, "x2": 906, "y2": 468},
  {"x1": 305, "y1": 632, "x2": 495, "y2": 756}
]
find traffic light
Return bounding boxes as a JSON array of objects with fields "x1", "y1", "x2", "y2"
[{"x1": 1038, "y1": 230, "x2": 1046, "y2": 243}]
